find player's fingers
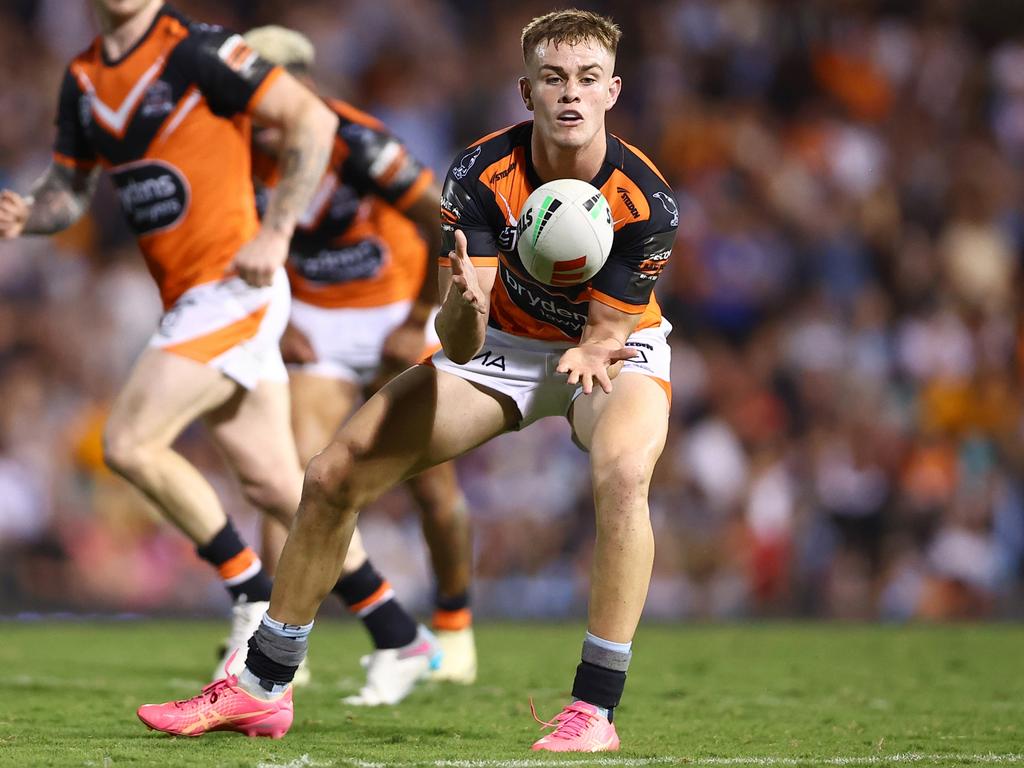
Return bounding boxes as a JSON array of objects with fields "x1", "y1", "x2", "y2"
[
  {"x1": 595, "y1": 368, "x2": 614, "y2": 394},
  {"x1": 454, "y1": 228, "x2": 468, "y2": 257},
  {"x1": 581, "y1": 372, "x2": 594, "y2": 395},
  {"x1": 566, "y1": 368, "x2": 580, "y2": 386},
  {"x1": 609, "y1": 346, "x2": 639, "y2": 362},
  {"x1": 448, "y1": 249, "x2": 463, "y2": 275}
]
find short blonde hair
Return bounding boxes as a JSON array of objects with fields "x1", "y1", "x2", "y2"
[
  {"x1": 521, "y1": 9, "x2": 621, "y2": 64},
  {"x1": 243, "y1": 25, "x2": 315, "y2": 71}
]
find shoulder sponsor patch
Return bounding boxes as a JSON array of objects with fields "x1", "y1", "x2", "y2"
[{"x1": 217, "y1": 34, "x2": 259, "y2": 76}]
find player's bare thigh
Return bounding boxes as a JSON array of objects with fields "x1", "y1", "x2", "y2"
[
  {"x1": 308, "y1": 364, "x2": 519, "y2": 507},
  {"x1": 104, "y1": 347, "x2": 238, "y2": 455},
  {"x1": 289, "y1": 371, "x2": 361, "y2": 465},
  {"x1": 203, "y1": 378, "x2": 304, "y2": 525},
  {"x1": 569, "y1": 372, "x2": 670, "y2": 465}
]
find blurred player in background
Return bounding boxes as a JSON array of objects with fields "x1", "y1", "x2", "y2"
[
  {"x1": 242, "y1": 25, "x2": 477, "y2": 702},
  {"x1": 0, "y1": 0, "x2": 336, "y2": 680},
  {"x1": 137, "y1": 8, "x2": 676, "y2": 752}
]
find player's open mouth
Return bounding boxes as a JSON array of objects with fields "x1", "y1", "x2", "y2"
[{"x1": 556, "y1": 111, "x2": 583, "y2": 125}]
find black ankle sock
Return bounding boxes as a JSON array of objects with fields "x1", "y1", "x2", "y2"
[
  {"x1": 196, "y1": 522, "x2": 272, "y2": 602},
  {"x1": 245, "y1": 637, "x2": 297, "y2": 689},
  {"x1": 333, "y1": 561, "x2": 417, "y2": 649},
  {"x1": 436, "y1": 590, "x2": 470, "y2": 612},
  {"x1": 571, "y1": 661, "x2": 626, "y2": 716}
]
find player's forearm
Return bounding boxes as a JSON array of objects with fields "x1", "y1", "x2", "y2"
[
  {"x1": 23, "y1": 165, "x2": 97, "y2": 235},
  {"x1": 435, "y1": 295, "x2": 488, "y2": 363},
  {"x1": 261, "y1": 101, "x2": 338, "y2": 238}
]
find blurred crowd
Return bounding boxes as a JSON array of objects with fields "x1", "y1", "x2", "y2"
[{"x1": 2, "y1": 0, "x2": 1024, "y2": 621}]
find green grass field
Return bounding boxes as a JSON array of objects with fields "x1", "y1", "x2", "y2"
[{"x1": 1, "y1": 621, "x2": 1022, "y2": 767}]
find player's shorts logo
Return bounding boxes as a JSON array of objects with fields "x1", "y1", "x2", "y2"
[{"x1": 110, "y1": 160, "x2": 190, "y2": 236}]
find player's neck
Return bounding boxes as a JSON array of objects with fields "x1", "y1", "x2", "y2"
[
  {"x1": 98, "y1": 0, "x2": 162, "y2": 60},
  {"x1": 530, "y1": 130, "x2": 606, "y2": 185}
]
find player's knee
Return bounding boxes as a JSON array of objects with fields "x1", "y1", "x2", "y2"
[
  {"x1": 102, "y1": 427, "x2": 149, "y2": 478},
  {"x1": 238, "y1": 472, "x2": 299, "y2": 520},
  {"x1": 301, "y1": 443, "x2": 365, "y2": 514},
  {"x1": 409, "y1": 473, "x2": 462, "y2": 523},
  {"x1": 591, "y1": 453, "x2": 653, "y2": 510}
]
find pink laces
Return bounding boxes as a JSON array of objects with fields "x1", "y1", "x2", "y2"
[
  {"x1": 173, "y1": 675, "x2": 238, "y2": 710},
  {"x1": 530, "y1": 699, "x2": 596, "y2": 740}
]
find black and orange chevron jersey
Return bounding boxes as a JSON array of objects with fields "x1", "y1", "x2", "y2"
[
  {"x1": 52, "y1": 5, "x2": 283, "y2": 309},
  {"x1": 440, "y1": 122, "x2": 678, "y2": 343},
  {"x1": 252, "y1": 99, "x2": 433, "y2": 309}
]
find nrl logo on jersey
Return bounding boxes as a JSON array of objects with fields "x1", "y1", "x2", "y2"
[
  {"x1": 141, "y1": 80, "x2": 174, "y2": 118},
  {"x1": 452, "y1": 146, "x2": 481, "y2": 180}
]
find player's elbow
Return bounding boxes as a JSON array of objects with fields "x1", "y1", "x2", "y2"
[{"x1": 439, "y1": 336, "x2": 482, "y2": 365}]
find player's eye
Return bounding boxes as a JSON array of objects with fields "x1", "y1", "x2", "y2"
[
  {"x1": 545, "y1": 77, "x2": 562, "y2": 85},
  {"x1": 580, "y1": 77, "x2": 596, "y2": 85}
]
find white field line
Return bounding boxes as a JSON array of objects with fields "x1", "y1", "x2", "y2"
[{"x1": 255, "y1": 753, "x2": 1024, "y2": 768}]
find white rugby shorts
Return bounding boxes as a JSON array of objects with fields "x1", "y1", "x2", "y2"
[
  {"x1": 289, "y1": 298, "x2": 441, "y2": 386},
  {"x1": 148, "y1": 267, "x2": 290, "y2": 390},
  {"x1": 429, "y1": 318, "x2": 672, "y2": 429}
]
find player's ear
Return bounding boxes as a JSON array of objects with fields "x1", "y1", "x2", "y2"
[
  {"x1": 606, "y1": 75, "x2": 621, "y2": 110},
  {"x1": 519, "y1": 77, "x2": 534, "y2": 111}
]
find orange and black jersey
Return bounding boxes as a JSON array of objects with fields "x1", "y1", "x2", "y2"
[
  {"x1": 440, "y1": 122, "x2": 677, "y2": 343},
  {"x1": 252, "y1": 100, "x2": 433, "y2": 309},
  {"x1": 53, "y1": 4, "x2": 282, "y2": 308}
]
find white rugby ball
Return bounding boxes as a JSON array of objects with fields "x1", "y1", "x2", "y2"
[{"x1": 516, "y1": 178, "x2": 613, "y2": 286}]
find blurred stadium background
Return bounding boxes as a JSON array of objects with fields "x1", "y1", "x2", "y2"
[{"x1": 2, "y1": 0, "x2": 1024, "y2": 624}]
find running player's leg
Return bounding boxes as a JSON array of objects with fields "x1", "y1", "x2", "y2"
[
  {"x1": 406, "y1": 462, "x2": 477, "y2": 683},
  {"x1": 103, "y1": 348, "x2": 275, "y2": 616},
  {"x1": 284, "y1": 368, "x2": 434, "y2": 703},
  {"x1": 558, "y1": 373, "x2": 669, "y2": 729},
  {"x1": 259, "y1": 372, "x2": 358, "y2": 573},
  {"x1": 201, "y1": 377, "x2": 305, "y2": 676},
  {"x1": 241, "y1": 365, "x2": 518, "y2": 696}
]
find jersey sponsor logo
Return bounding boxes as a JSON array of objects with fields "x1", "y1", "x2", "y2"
[
  {"x1": 652, "y1": 191, "x2": 678, "y2": 227},
  {"x1": 470, "y1": 350, "x2": 506, "y2": 371},
  {"x1": 441, "y1": 193, "x2": 460, "y2": 230},
  {"x1": 637, "y1": 249, "x2": 669, "y2": 278},
  {"x1": 500, "y1": 262, "x2": 589, "y2": 337},
  {"x1": 110, "y1": 160, "x2": 190, "y2": 236},
  {"x1": 291, "y1": 240, "x2": 385, "y2": 284},
  {"x1": 489, "y1": 161, "x2": 517, "y2": 184},
  {"x1": 617, "y1": 186, "x2": 640, "y2": 219},
  {"x1": 217, "y1": 34, "x2": 259, "y2": 76},
  {"x1": 452, "y1": 146, "x2": 482, "y2": 180}
]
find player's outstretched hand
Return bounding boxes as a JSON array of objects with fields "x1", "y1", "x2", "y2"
[
  {"x1": 0, "y1": 190, "x2": 30, "y2": 239},
  {"x1": 231, "y1": 228, "x2": 288, "y2": 287},
  {"x1": 448, "y1": 230, "x2": 486, "y2": 315},
  {"x1": 556, "y1": 343, "x2": 638, "y2": 395},
  {"x1": 279, "y1": 322, "x2": 317, "y2": 364}
]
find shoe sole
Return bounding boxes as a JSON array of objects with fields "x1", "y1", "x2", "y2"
[{"x1": 138, "y1": 714, "x2": 290, "y2": 739}]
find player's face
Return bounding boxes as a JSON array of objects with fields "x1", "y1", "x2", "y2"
[{"x1": 520, "y1": 38, "x2": 620, "y2": 151}]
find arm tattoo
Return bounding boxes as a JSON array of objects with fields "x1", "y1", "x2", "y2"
[
  {"x1": 263, "y1": 122, "x2": 331, "y2": 235},
  {"x1": 24, "y1": 164, "x2": 99, "y2": 235}
]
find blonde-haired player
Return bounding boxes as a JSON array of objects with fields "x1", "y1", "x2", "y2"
[{"x1": 139, "y1": 9, "x2": 676, "y2": 752}]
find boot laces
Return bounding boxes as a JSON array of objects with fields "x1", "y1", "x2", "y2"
[{"x1": 530, "y1": 699, "x2": 596, "y2": 740}]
